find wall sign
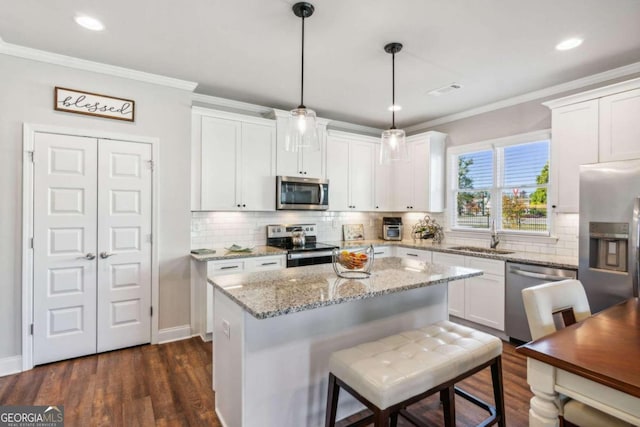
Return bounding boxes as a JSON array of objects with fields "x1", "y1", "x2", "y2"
[{"x1": 54, "y1": 87, "x2": 135, "y2": 122}]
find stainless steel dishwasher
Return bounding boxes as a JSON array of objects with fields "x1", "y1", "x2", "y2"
[{"x1": 505, "y1": 262, "x2": 577, "y2": 343}]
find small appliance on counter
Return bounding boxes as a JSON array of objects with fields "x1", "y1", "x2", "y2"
[
  {"x1": 382, "y1": 217, "x2": 403, "y2": 241},
  {"x1": 267, "y1": 224, "x2": 338, "y2": 268}
]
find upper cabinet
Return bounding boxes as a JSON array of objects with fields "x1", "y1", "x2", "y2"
[
  {"x1": 326, "y1": 131, "x2": 375, "y2": 211},
  {"x1": 392, "y1": 131, "x2": 446, "y2": 212},
  {"x1": 599, "y1": 88, "x2": 640, "y2": 162},
  {"x1": 274, "y1": 111, "x2": 328, "y2": 179},
  {"x1": 192, "y1": 108, "x2": 276, "y2": 211},
  {"x1": 544, "y1": 77, "x2": 640, "y2": 213}
]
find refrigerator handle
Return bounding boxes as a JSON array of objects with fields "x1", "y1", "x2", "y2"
[{"x1": 634, "y1": 197, "x2": 640, "y2": 298}]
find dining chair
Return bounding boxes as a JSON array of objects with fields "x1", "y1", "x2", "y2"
[{"x1": 522, "y1": 279, "x2": 633, "y2": 427}]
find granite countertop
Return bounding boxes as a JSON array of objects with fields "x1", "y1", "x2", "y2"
[
  {"x1": 190, "y1": 245, "x2": 287, "y2": 262},
  {"x1": 324, "y1": 239, "x2": 578, "y2": 270},
  {"x1": 209, "y1": 257, "x2": 482, "y2": 319}
]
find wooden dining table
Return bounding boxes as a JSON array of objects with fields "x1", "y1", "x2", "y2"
[{"x1": 517, "y1": 297, "x2": 640, "y2": 426}]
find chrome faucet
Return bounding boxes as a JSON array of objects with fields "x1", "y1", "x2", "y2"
[{"x1": 490, "y1": 220, "x2": 500, "y2": 249}]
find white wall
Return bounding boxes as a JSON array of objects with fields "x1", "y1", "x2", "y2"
[{"x1": 0, "y1": 54, "x2": 193, "y2": 361}]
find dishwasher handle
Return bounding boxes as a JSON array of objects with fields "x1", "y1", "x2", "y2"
[{"x1": 509, "y1": 268, "x2": 570, "y2": 282}]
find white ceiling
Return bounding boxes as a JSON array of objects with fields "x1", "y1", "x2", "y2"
[{"x1": 2, "y1": 0, "x2": 640, "y2": 129}]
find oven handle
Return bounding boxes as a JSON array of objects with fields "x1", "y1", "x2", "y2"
[
  {"x1": 509, "y1": 269, "x2": 569, "y2": 282},
  {"x1": 288, "y1": 250, "x2": 335, "y2": 260}
]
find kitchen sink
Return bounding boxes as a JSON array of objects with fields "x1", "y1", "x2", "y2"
[{"x1": 448, "y1": 246, "x2": 515, "y2": 255}]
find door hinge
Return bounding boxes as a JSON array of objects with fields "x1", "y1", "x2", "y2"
[
  {"x1": 30, "y1": 237, "x2": 34, "y2": 249},
  {"x1": 150, "y1": 306, "x2": 153, "y2": 317},
  {"x1": 148, "y1": 160, "x2": 155, "y2": 171},
  {"x1": 28, "y1": 151, "x2": 34, "y2": 162},
  {"x1": 148, "y1": 234, "x2": 153, "y2": 244},
  {"x1": 30, "y1": 324, "x2": 34, "y2": 335}
]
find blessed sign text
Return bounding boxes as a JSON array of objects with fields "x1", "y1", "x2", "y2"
[{"x1": 54, "y1": 87, "x2": 135, "y2": 122}]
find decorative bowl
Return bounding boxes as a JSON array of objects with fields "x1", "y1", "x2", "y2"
[{"x1": 332, "y1": 245, "x2": 374, "y2": 279}]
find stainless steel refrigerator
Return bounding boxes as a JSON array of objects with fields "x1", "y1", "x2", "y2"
[{"x1": 579, "y1": 159, "x2": 640, "y2": 313}]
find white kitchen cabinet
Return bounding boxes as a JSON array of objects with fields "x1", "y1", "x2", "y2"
[
  {"x1": 431, "y1": 252, "x2": 505, "y2": 330},
  {"x1": 599, "y1": 88, "x2": 640, "y2": 162},
  {"x1": 373, "y1": 144, "x2": 393, "y2": 211},
  {"x1": 274, "y1": 111, "x2": 327, "y2": 179},
  {"x1": 432, "y1": 252, "x2": 466, "y2": 318},
  {"x1": 326, "y1": 131, "x2": 375, "y2": 211},
  {"x1": 464, "y1": 257, "x2": 505, "y2": 331},
  {"x1": 395, "y1": 247, "x2": 432, "y2": 262},
  {"x1": 371, "y1": 246, "x2": 392, "y2": 259},
  {"x1": 544, "y1": 77, "x2": 640, "y2": 213},
  {"x1": 547, "y1": 100, "x2": 599, "y2": 213},
  {"x1": 391, "y1": 131, "x2": 446, "y2": 212},
  {"x1": 205, "y1": 255, "x2": 285, "y2": 336},
  {"x1": 197, "y1": 109, "x2": 276, "y2": 211}
]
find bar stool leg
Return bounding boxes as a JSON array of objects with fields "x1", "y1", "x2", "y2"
[
  {"x1": 491, "y1": 357, "x2": 506, "y2": 427},
  {"x1": 390, "y1": 411, "x2": 398, "y2": 427},
  {"x1": 374, "y1": 407, "x2": 391, "y2": 427},
  {"x1": 325, "y1": 373, "x2": 340, "y2": 427},
  {"x1": 440, "y1": 386, "x2": 456, "y2": 427}
]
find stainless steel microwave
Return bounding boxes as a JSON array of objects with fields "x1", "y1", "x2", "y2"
[{"x1": 276, "y1": 176, "x2": 329, "y2": 210}]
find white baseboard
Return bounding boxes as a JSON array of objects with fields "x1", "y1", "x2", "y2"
[
  {"x1": 158, "y1": 324, "x2": 192, "y2": 344},
  {"x1": 0, "y1": 355, "x2": 23, "y2": 377}
]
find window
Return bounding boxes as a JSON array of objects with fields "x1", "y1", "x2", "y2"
[{"x1": 450, "y1": 131, "x2": 550, "y2": 234}]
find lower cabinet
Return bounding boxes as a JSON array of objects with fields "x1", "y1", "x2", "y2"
[
  {"x1": 432, "y1": 252, "x2": 505, "y2": 331},
  {"x1": 205, "y1": 255, "x2": 285, "y2": 336},
  {"x1": 395, "y1": 247, "x2": 433, "y2": 262}
]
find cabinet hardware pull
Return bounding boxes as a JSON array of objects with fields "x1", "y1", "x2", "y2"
[
  {"x1": 407, "y1": 253, "x2": 418, "y2": 257},
  {"x1": 261, "y1": 262, "x2": 278, "y2": 266},
  {"x1": 220, "y1": 265, "x2": 239, "y2": 270},
  {"x1": 374, "y1": 252, "x2": 384, "y2": 255}
]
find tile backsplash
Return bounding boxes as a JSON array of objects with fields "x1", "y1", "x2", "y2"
[{"x1": 191, "y1": 211, "x2": 579, "y2": 258}]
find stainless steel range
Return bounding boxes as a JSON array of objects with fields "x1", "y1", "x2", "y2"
[{"x1": 266, "y1": 224, "x2": 338, "y2": 268}]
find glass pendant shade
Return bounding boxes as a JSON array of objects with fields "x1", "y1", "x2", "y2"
[
  {"x1": 380, "y1": 128, "x2": 408, "y2": 164},
  {"x1": 286, "y1": 107, "x2": 319, "y2": 152}
]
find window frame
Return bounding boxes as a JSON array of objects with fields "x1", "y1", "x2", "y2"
[{"x1": 447, "y1": 130, "x2": 551, "y2": 236}]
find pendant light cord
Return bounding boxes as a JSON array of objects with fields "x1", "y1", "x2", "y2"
[
  {"x1": 299, "y1": 15, "x2": 305, "y2": 109},
  {"x1": 391, "y1": 51, "x2": 396, "y2": 129}
]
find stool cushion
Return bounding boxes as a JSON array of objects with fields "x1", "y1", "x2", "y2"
[{"x1": 328, "y1": 320, "x2": 502, "y2": 410}]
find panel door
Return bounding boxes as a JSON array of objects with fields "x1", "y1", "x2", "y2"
[
  {"x1": 325, "y1": 136, "x2": 350, "y2": 210},
  {"x1": 599, "y1": 88, "x2": 640, "y2": 162},
  {"x1": 240, "y1": 122, "x2": 276, "y2": 211},
  {"x1": 97, "y1": 140, "x2": 152, "y2": 352},
  {"x1": 464, "y1": 274, "x2": 505, "y2": 331},
  {"x1": 33, "y1": 133, "x2": 98, "y2": 365},
  {"x1": 550, "y1": 100, "x2": 599, "y2": 213},
  {"x1": 201, "y1": 116, "x2": 240, "y2": 210},
  {"x1": 392, "y1": 144, "x2": 415, "y2": 211},
  {"x1": 412, "y1": 140, "x2": 431, "y2": 211},
  {"x1": 374, "y1": 145, "x2": 393, "y2": 211},
  {"x1": 275, "y1": 116, "x2": 302, "y2": 177},
  {"x1": 432, "y1": 252, "x2": 466, "y2": 317},
  {"x1": 348, "y1": 141, "x2": 374, "y2": 211}
]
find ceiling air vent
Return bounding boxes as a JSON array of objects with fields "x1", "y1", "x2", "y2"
[{"x1": 427, "y1": 83, "x2": 462, "y2": 96}]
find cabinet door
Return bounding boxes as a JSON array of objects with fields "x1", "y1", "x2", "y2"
[
  {"x1": 550, "y1": 100, "x2": 599, "y2": 213},
  {"x1": 412, "y1": 140, "x2": 431, "y2": 211},
  {"x1": 464, "y1": 274, "x2": 505, "y2": 331},
  {"x1": 240, "y1": 122, "x2": 276, "y2": 211},
  {"x1": 201, "y1": 116, "x2": 240, "y2": 210},
  {"x1": 349, "y1": 141, "x2": 374, "y2": 211},
  {"x1": 374, "y1": 145, "x2": 393, "y2": 211},
  {"x1": 396, "y1": 247, "x2": 432, "y2": 262},
  {"x1": 326, "y1": 136, "x2": 350, "y2": 210},
  {"x1": 275, "y1": 117, "x2": 302, "y2": 177},
  {"x1": 432, "y1": 252, "x2": 466, "y2": 317},
  {"x1": 392, "y1": 144, "x2": 415, "y2": 211},
  {"x1": 599, "y1": 88, "x2": 640, "y2": 162},
  {"x1": 301, "y1": 123, "x2": 325, "y2": 178}
]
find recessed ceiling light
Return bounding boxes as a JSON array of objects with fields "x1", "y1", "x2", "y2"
[
  {"x1": 74, "y1": 15, "x2": 105, "y2": 31},
  {"x1": 556, "y1": 37, "x2": 583, "y2": 51},
  {"x1": 388, "y1": 104, "x2": 402, "y2": 112}
]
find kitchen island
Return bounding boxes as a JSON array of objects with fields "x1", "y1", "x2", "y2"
[{"x1": 209, "y1": 257, "x2": 482, "y2": 427}]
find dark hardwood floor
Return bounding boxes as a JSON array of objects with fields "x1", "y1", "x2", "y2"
[{"x1": 0, "y1": 338, "x2": 531, "y2": 426}]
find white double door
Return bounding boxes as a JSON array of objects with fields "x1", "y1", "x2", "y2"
[{"x1": 32, "y1": 132, "x2": 153, "y2": 365}]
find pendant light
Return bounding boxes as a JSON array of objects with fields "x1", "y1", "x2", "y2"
[
  {"x1": 380, "y1": 42, "x2": 408, "y2": 164},
  {"x1": 285, "y1": 2, "x2": 319, "y2": 152}
]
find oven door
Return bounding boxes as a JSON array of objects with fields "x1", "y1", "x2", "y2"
[
  {"x1": 287, "y1": 250, "x2": 334, "y2": 267},
  {"x1": 277, "y1": 176, "x2": 329, "y2": 210}
]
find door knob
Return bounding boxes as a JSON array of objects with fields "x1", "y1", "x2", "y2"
[
  {"x1": 100, "y1": 252, "x2": 115, "y2": 259},
  {"x1": 84, "y1": 253, "x2": 96, "y2": 260}
]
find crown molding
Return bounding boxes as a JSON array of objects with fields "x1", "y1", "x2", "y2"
[
  {"x1": 407, "y1": 61, "x2": 640, "y2": 133},
  {"x1": 542, "y1": 77, "x2": 640, "y2": 109},
  {"x1": 192, "y1": 93, "x2": 273, "y2": 116},
  {"x1": 0, "y1": 38, "x2": 198, "y2": 91}
]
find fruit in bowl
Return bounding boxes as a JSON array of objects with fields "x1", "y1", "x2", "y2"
[{"x1": 338, "y1": 251, "x2": 368, "y2": 270}]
